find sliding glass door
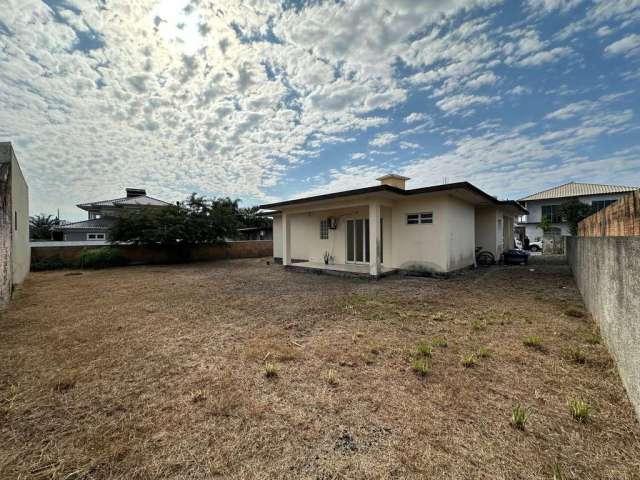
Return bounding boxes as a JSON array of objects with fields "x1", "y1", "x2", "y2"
[{"x1": 346, "y1": 218, "x2": 370, "y2": 263}]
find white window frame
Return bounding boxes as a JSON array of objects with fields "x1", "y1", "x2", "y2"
[
  {"x1": 87, "y1": 233, "x2": 106, "y2": 240},
  {"x1": 320, "y1": 219, "x2": 329, "y2": 240},
  {"x1": 407, "y1": 212, "x2": 433, "y2": 225}
]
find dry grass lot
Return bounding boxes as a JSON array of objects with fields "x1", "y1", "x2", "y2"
[{"x1": 1, "y1": 258, "x2": 639, "y2": 479}]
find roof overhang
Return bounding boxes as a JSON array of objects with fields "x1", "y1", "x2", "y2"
[{"x1": 260, "y1": 182, "x2": 528, "y2": 215}]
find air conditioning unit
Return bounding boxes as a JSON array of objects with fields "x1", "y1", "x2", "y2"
[{"x1": 328, "y1": 217, "x2": 338, "y2": 229}]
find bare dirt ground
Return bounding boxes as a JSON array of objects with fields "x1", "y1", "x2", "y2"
[{"x1": 1, "y1": 258, "x2": 638, "y2": 479}]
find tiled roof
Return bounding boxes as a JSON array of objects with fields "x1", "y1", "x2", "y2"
[
  {"x1": 55, "y1": 218, "x2": 114, "y2": 230},
  {"x1": 519, "y1": 182, "x2": 638, "y2": 202},
  {"x1": 77, "y1": 195, "x2": 170, "y2": 210}
]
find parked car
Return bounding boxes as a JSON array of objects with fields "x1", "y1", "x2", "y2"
[
  {"x1": 503, "y1": 249, "x2": 530, "y2": 265},
  {"x1": 529, "y1": 240, "x2": 543, "y2": 252}
]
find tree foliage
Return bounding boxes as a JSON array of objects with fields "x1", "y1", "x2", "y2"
[
  {"x1": 559, "y1": 199, "x2": 595, "y2": 236},
  {"x1": 29, "y1": 214, "x2": 59, "y2": 240},
  {"x1": 109, "y1": 194, "x2": 241, "y2": 247},
  {"x1": 238, "y1": 206, "x2": 272, "y2": 229}
]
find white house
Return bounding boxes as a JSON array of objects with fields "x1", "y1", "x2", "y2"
[
  {"x1": 1, "y1": 142, "x2": 30, "y2": 308},
  {"x1": 516, "y1": 182, "x2": 638, "y2": 241},
  {"x1": 260, "y1": 175, "x2": 526, "y2": 278}
]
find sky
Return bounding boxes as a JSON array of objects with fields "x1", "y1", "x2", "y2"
[{"x1": 1, "y1": 0, "x2": 639, "y2": 221}]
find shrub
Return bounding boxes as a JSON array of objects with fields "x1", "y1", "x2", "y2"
[
  {"x1": 264, "y1": 362, "x2": 279, "y2": 378},
  {"x1": 568, "y1": 398, "x2": 591, "y2": 422},
  {"x1": 461, "y1": 353, "x2": 476, "y2": 368},
  {"x1": 432, "y1": 337, "x2": 448, "y2": 348},
  {"x1": 416, "y1": 340, "x2": 432, "y2": 357},
  {"x1": 523, "y1": 335, "x2": 543, "y2": 350},
  {"x1": 477, "y1": 347, "x2": 492, "y2": 358},
  {"x1": 412, "y1": 359, "x2": 429, "y2": 377},
  {"x1": 565, "y1": 346, "x2": 586, "y2": 364},
  {"x1": 79, "y1": 247, "x2": 128, "y2": 269},
  {"x1": 511, "y1": 403, "x2": 530, "y2": 430},
  {"x1": 31, "y1": 255, "x2": 67, "y2": 271}
]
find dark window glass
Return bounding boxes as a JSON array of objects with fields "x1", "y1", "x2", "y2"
[
  {"x1": 355, "y1": 219, "x2": 364, "y2": 262},
  {"x1": 541, "y1": 205, "x2": 563, "y2": 223},
  {"x1": 347, "y1": 220, "x2": 354, "y2": 262}
]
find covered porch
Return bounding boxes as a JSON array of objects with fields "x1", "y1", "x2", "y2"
[{"x1": 279, "y1": 198, "x2": 393, "y2": 278}]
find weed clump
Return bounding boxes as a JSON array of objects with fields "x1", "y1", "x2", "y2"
[{"x1": 511, "y1": 403, "x2": 530, "y2": 430}]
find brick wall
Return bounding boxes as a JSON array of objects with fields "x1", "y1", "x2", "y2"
[
  {"x1": 578, "y1": 191, "x2": 640, "y2": 237},
  {"x1": 31, "y1": 241, "x2": 273, "y2": 268}
]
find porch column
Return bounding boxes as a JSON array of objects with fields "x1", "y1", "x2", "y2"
[
  {"x1": 282, "y1": 212, "x2": 291, "y2": 266},
  {"x1": 369, "y1": 202, "x2": 381, "y2": 277}
]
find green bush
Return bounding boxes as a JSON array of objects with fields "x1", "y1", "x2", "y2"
[
  {"x1": 31, "y1": 256, "x2": 67, "y2": 271},
  {"x1": 79, "y1": 247, "x2": 128, "y2": 269}
]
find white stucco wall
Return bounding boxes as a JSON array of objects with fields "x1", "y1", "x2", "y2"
[
  {"x1": 389, "y1": 195, "x2": 449, "y2": 272},
  {"x1": 273, "y1": 193, "x2": 519, "y2": 274},
  {"x1": 10, "y1": 155, "x2": 29, "y2": 285},
  {"x1": 445, "y1": 196, "x2": 476, "y2": 271}
]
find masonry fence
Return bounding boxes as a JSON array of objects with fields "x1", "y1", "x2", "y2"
[{"x1": 566, "y1": 190, "x2": 640, "y2": 419}]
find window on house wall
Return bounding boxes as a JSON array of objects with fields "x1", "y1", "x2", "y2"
[
  {"x1": 592, "y1": 199, "x2": 616, "y2": 211},
  {"x1": 87, "y1": 233, "x2": 106, "y2": 240},
  {"x1": 14, "y1": 211, "x2": 17, "y2": 230},
  {"x1": 320, "y1": 219, "x2": 329, "y2": 239},
  {"x1": 407, "y1": 212, "x2": 433, "y2": 224},
  {"x1": 541, "y1": 205, "x2": 563, "y2": 223}
]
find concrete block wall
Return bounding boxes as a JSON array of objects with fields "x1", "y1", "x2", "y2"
[
  {"x1": 566, "y1": 236, "x2": 640, "y2": 419},
  {"x1": 0, "y1": 161, "x2": 11, "y2": 307}
]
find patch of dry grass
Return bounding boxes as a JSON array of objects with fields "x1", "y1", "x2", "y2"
[{"x1": 0, "y1": 258, "x2": 638, "y2": 479}]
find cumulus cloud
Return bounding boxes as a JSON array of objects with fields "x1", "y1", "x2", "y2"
[
  {"x1": 604, "y1": 34, "x2": 640, "y2": 57},
  {"x1": 404, "y1": 112, "x2": 429, "y2": 124},
  {"x1": 370, "y1": 132, "x2": 398, "y2": 147},
  {"x1": 436, "y1": 94, "x2": 498, "y2": 114},
  {"x1": 518, "y1": 46, "x2": 572, "y2": 66},
  {"x1": 0, "y1": 0, "x2": 637, "y2": 217}
]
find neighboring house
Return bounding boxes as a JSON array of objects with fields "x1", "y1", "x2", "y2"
[
  {"x1": 259, "y1": 174, "x2": 526, "y2": 278},
  {"x1": 0, "y1": 142, "x2": 30, "y2": 307},
  {"x1": 238, "y1": 226, "x2": 273, "y2": 241},
  {"x1": 55, "y1": 188, "x2": 171, "y2": 242},
  {"x1": 516, "y1": 182, "x2": 638, "y2": 241}
]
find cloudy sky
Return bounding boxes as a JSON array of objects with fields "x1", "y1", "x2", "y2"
[{"x1": 1, "y1": 0, "x2": 639, "y2": 220}]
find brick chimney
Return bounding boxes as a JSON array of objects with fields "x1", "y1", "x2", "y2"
[
  {"x1": 126, "y1": 188, "x2": 146, "y2": 198},
  {"x1": 376, "y1": 174, "x2": 410, "y2": 190}
]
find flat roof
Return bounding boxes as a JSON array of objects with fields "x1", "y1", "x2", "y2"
[{"x1": 260, "y1": 181, "x2": 527, "y2": 214}]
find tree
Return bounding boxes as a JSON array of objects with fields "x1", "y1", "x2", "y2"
[
  {"x1": 538, "y1": 215, "x2": 552, "y2": 235},
  {"x1": 238, "y1": 206, "x2": 272, "y2": 229},
  {"x1": 108, "y1": 194, "x2": 241, "y2": 250},
  {"x1": 559, "y1": 199, "x2": 595, "y2": 236},
  {"x1": 29, "y1": 214, "x2": 59, "y2": 240}
]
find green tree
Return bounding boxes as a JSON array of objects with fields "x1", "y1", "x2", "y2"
[
  {"x1": 238, "y1": 205, "x2": 272, "y2": 229},
  {"x1": 29, "y1": 214, "x2": 59, "y2": 240},
  {"x1": 559, "y1": 199, "x2": 595, "y2": 235},
  {"x1": 538, "y1": 215, "x2": 552, "y2": 234},
  {"x1": 109, "y1": 194, "x2": 241, "y2": 250}
]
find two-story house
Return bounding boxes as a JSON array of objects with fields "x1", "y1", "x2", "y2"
[
  {"x1": 55, "y1": 188, "x2": 171, "y2": 242},
  {"x1": 516, "y1": 182, "x2": 638, "y2": 241}
]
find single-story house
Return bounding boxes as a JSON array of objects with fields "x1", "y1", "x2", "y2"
[
  {"x1": 259, "y1": 174, "x2": 526, "y2": 278},
  {"x1": 238, "y1": 225, "x2": 273, "y2": 241},
  {"x1": 1, "y1": 142, "x2": 30, "y2": 307}
]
